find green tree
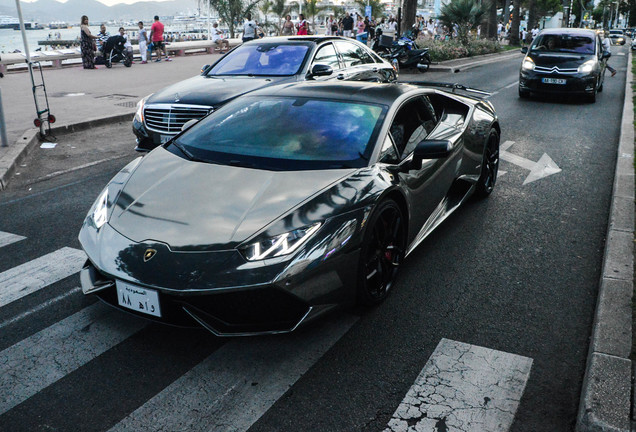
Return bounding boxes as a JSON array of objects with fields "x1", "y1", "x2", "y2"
[
  {"x1": 302, "y1": 0, "x2": 328, "y2": 31},
  {"x1": 354, "y1": 0, "x2": 386, "y2": 19},
  {"x1": 208, "y1": 0, "x2": 262, "y2": 38},
  {"x1": 439, "y1": 0, "x2": 490, "y2": 45},
  {"x1": 270, "y1": 0, "x2": 298, "y2": 34}
]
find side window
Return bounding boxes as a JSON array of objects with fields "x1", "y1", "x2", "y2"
[
  {"x1": 312, "y1": 43, "x2": 340, "y2": 70},
  {"x1": 378, "y1": 134, "x2": 400, "y2": 164},
  {"x1": 335, "y1": 41, "x2": 374, "y2": 67},
  {"x1": 389, "y1": 96, "x2": 439, "y2": 160}
]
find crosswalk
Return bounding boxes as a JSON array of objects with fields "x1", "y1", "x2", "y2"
[{"x1": 0, "y1": 229, "x2": 534, "y2": 431}]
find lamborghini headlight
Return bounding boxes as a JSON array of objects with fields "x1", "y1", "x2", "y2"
[
  {"x1": 92, "y1": 189, "x2": 109, "y2": 229},
  {"x1": 578, "y1": 60, "x2": 595, "y2": 74},
  {"x1": 522, "y1": 58, "x2": 535, "y2": 71},
  {"x1": 240, "y1": 223, "x2": 322, "y2": 261}
]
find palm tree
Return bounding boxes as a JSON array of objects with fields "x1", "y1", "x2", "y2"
[
  {"x1": 439, "y1": 0, "x2": 490, "y2": 46},
  {"x1": 508, "y1": 0, "x2": 520, "y2": 45},
  {"x1": 271, "y1": 0, "x2": 298, "y2": 34},
  {"x1": 303, "y1": 0, "x2": 328, "y2": 32},
  {"x1": 259, "y1": 0, "x2": 273, "y2": 35},
  {"x1": 354, "y1": 0, "x2": 385, "y2": 19}
]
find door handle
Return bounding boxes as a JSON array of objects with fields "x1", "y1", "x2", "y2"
[
  {"x1": 337, "y1": 74, "x2": 345, "y2": 80},
  {"x1": 372, "y1": 67, "x2": 378, "y2": 72}
]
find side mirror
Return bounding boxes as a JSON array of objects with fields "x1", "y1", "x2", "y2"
[
  {"x1": 309, "y1": 64, "x2": 333, "y2": 78},
  {"x1": 520, "y1": 47, "x2": 528, "y2": 54},
  {"x1": 201, "y1": 64, "x2": 210, "y2": 74},
  {"x1": 182, "y1": 119, "x2": 198, "y2": 131},
  {"x1": 412, "y1": 140, "x2": 452, "y2": 169}
]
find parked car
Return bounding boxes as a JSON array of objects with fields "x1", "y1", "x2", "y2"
[
  {"x1": 80, "y1": 81, "x2": 500, "y2": 336},
  {"x1": 132, "y1": 36, "x2": 397, "y2": 152},
  {"x1": 519, "y1": 28, "x2": 606, "y2": 102},
  {"x1": 608, "y1": 29, "x2": 626, "y2": 45}
]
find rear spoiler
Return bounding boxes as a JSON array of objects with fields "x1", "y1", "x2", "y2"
[{"x1": 402, "y1": 81, "x2": 491, "y2": 98}]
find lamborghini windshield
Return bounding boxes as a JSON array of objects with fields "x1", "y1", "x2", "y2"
[{"x1": 171, "y1": 96, "x2": 386, "y2": 170}]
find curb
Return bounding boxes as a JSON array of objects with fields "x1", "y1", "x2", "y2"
[
  {"x1": 0, "y1": 111, "x2": 134, "y2": 191},
  {"x1": 428, "y1": 50, "x2": 523, "y2": 73},
  {"x1": 576, "y1": 50, "x2": 634, "y2": 432}
]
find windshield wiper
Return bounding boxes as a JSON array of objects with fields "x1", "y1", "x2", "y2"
[{"x1": 171, "y1": 141, "x2": 206, "y2": 162}]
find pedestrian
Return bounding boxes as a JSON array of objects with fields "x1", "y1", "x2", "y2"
[
  {"x1": 242, "y1": 13, "x2": 257, "y2": 42},
  {"x1": 297, "y1": 14, "x2": 308, "y2": 35},
  {"x1": 149, "y1": 15, "x2": 171, "y2": 62},
  {"x1": 118, "y1": 27, "x2": 134, "y2": 63},
  {"x1": 79, "y1": 15, "x2": 98, "y2": 69},
  {"x1": 137, "y1": 21, "x2": 148, "y2": 64},
  {"x1": 282, "y1": 15, "x2": 295, "y2": 36},
  {"x1": 96, "y1": 23, "x2": 109, "y2": 55},
  {"x1": 342, "y1": 13, "x2": 354, "y2": 38},
  {"x1": 531, "y1": 25, "x2": 539, "y2": 40},
  {"x1": 602, "y1": 31, "x2": 617, "y2": 77},
  {"x1": 326, "y1": 15, "x2": 335, "y2": 36},
  {"x1": 212, "y1": 22, "x2": 230, "y2": 53}
]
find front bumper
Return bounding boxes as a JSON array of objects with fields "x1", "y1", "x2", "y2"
[
  {"x1": 519, "y1": 70, "x2": 598, "y2": 95},
  {"x1": 79, "y1": 221, "x2": 361, "y2": 336},
  {"x1": 132, "y1": 118, "x2": 168, "y2": 153}
]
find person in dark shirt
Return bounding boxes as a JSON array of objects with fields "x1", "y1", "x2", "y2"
[{"x1": 342, "y1": 14, "x2": 354, "y2": 38}]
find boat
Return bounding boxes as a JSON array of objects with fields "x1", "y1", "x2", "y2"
[{"x1": 49, "y1": 21, "x2": 69, "y2": 29}]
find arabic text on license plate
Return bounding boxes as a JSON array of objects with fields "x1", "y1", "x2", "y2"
[
  {"x1": 160, "y1": 134, "x2": 172, "y2": 144},
  {"x1": 542, "y1": 78, "x2": 566, "y2": 85},
  {"x1": 116, "y1": 280, "x2": 162, "y2": 317}
]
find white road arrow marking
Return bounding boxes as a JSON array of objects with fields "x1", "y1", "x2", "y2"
[{"x1": 499, "y1": 141, "x2": 561, "y2": 185}]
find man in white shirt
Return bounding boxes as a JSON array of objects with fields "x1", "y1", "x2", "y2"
[
  {"x1": 137, "y1": 21, "x2": 148, "y2": 63},
  {"x1": 602, "y1": 31, "x2": 617, "y2": 76},
  {"x1": 243, "y1": 14, "x2": 257, "y2": 43},
  {"x1": 212, "y1": 22, "x2": 230, "y2": 53}
]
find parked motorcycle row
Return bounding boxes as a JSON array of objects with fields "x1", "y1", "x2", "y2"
[{"x1": 371, "y1": 29, "x2": 432, "y2": 73}]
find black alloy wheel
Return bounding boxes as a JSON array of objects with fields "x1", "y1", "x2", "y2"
[
  {"x1": 357, "y1": 200, "x2": 406, "y2": 305},
  {"x1": 475, "y1": 129, "x2": 499, "y2": 198}
]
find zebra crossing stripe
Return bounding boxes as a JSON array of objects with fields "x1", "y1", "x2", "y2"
[
  {"x1": 109, "y1": 314, "x2": 358, "y2": 432},
  {"x1": 0, "y1": 247, "x2": 86, "y2": 308},
  {"x1": 385, "y1": 338, "x2": 533, "y2": 432},
  {"x1": 0, "y1": 303, "x2": 147, "y2": 415},
  {"x1": 0, "y1": 231, "x2": 25, "y2": 248}
]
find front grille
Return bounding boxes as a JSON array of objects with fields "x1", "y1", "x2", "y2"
[
  {"x1": 144, "y1": 103, "x2": 213, "y2": 135},
  {"x1": 534, "y1": 66, "x2": 578, "y2": 74}
]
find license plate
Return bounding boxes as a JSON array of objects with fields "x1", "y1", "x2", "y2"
[
  {"x1": 160, "y1": 134, "x2": 173, "y2": 144},
  {"x1": 541, "y1": 78, "x2": 566, "y2": 85},
  {"x1": 116, "y1": 280, "x2": 162, "y2": 317}
]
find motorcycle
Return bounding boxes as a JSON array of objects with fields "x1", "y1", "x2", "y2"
[{"x1": 379, "y1": 31, "x2": 431, "y2": 73}]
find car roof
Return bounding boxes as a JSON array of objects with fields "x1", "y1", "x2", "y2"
[
  {"x1": 243, "y1": 36, "x2": 354, "y2": 45},
  {"x1": 539, "y1": 28, "x2": 597, "y2": 37},
  {"x1": 246, "y1": 81, "x2": 426, "y2": 105}
]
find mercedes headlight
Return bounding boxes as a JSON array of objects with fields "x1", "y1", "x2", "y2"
[
  {"x1": 522, "y1": 58, "x2": 535, "y2": 71},
  {"x1": 134, "y1": 94, "x2": 152, "y2": 123},
  {"x1": 92, "y1": 189, "x2": 109, "y2": 229},
  {"x1": 240, "y1": 223, "x2": 322, "y2": 261},
  {"x1": 578, "y1": 60, "x2": 595, "y2": 74}
]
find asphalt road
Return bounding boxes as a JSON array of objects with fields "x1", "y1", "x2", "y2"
[{"x1": 0, "y1": 45, "x2": 628, "y2": 431}]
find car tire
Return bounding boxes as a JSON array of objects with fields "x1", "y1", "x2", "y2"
[
  {"x1": 475, "y1": 128, "x2": 500, "y2": 199},
  {"x1": 518, "y1": 87, "x2": 529, "y2": 98},
  {"x1": 357, "y1": 199, "x2": 406, "y2": 306}
]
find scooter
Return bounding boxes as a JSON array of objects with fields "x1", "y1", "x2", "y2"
[{"x1": 384, "y1": 34, "x2": 431, "y2": 73}]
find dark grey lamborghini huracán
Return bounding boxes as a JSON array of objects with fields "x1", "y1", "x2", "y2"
[{"x1": 79, "y1": 81, "x2": 500, "y2": 336}]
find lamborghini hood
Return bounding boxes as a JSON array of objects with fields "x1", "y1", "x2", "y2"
[{"x1": 108, "y1": 148, "x2": 354, "y2": 251}]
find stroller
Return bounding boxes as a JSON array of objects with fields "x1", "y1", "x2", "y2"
[{"x1": 103, "y1": 35, "x2": 132, "y2": 68}]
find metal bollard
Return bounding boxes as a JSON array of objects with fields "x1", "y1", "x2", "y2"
[{"x1": 0, "y1": 88, "x2": 7, "y2": 147}]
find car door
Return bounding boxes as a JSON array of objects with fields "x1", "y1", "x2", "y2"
[
  {"x1": 385, "y1": 95, "x2": 460, "y2": 242},
  {"x1": 306, "y1": 42, "x2": 342, "y2": 81},
  {"x1": 334, "y1": 40, "x2": 379, "y2": 81}
]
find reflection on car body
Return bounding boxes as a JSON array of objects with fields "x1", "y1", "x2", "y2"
[
  {"x1": 81, "y1": 81, "x2": 500, "y2": 336},
  {"x1": 519, "y1": 28, "x2": 606, "y2": 103},
  {"x1": 132, "y1": 36, "x2": 396, "y2": 152}
]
